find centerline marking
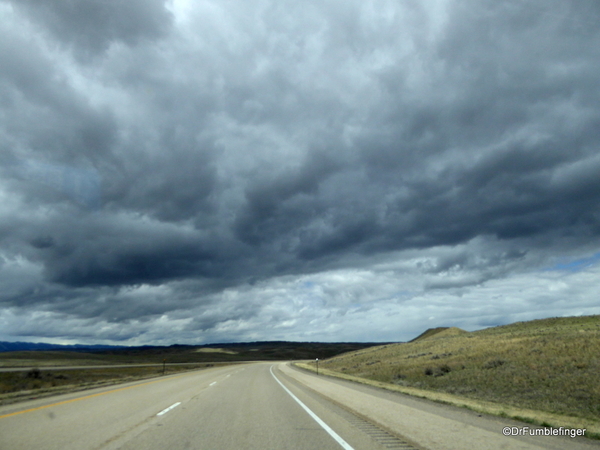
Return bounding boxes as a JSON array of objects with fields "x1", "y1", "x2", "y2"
[
  {"x1": 270, "y1": 365, "x2": 355, "y2": 450},
  {"x1": 0, "y1": 373, "x2": 188, "y2": 420},
  {"x1": 209, "y1": 381, "x2": 217, "y2": 386},
  {"x1": 157, "y1": 402, "x2": 181, "y2": 416}
]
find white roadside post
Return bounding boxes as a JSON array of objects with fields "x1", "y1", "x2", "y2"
[{"x1": 316, "y1": 358, "x2": 319, "y2": 375}]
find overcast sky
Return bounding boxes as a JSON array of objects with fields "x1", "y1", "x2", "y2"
[{"x1": 1, "y1": 0, "x2": 599, "y2": 346}]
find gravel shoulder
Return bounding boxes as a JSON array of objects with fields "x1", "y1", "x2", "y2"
[{"x1": 282, "y1": 363, "x2": 600, "y2": 450}]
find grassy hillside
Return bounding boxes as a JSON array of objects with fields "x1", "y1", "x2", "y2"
[
  {"x1": 408, "y1": 326, "x2": 467, "y2": 342},
  {"x1": 311, "y1": 315, "x2": 600, "y2": 426}
]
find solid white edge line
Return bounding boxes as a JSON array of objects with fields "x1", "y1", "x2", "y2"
[
  {"x1": 157, "y1": 402, "x2": 181, "y2": 416},
  {"x1": 270, "y1": 365, "x2": 355, "y2": 450}
]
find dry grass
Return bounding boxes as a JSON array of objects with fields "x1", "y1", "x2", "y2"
[
  {"x1": 0, "y1": 351, "x2": 122, "y2": 368},
  {"x1": 300, "y1": 315, "x2": 600, "y2": 437},
  {"x1": 194, "y1": 348, "x2": 238, "y2": 354}
]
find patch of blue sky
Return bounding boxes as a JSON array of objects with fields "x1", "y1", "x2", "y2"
[
  {"x1": 347, "y1": 303, "x2": 373, "y2": 313},
  {"x1": 545, "y1": 252, "x2": 600, "y2": 272},
  {"x1": 14, "y1": 159, "x2": 102, "y2": 210},
  {"x1": 393, "y1": 290, "x2": 415, "y2": 299}
]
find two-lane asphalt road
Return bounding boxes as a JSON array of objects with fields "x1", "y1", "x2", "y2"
[
  {"x1": 0, "y1": 363, "x2": 365, "y2": 450},
  {"x1": 1, "y1": 363, "x2": 598, "y2": 450}
]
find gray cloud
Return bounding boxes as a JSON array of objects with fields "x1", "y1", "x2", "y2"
[
  {"x1": 1, "y1": 0, "x2": 600, "y2": 345},
  {"x1": 11, "y1": 0, "x2": 173, "y2": 59}
]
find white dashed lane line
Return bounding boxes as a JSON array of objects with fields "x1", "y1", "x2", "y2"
[{"x1": 157, "y1": 402, "x2": 181, "y2": 416}]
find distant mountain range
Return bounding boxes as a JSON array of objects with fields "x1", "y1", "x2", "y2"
[
  {"x1": 0, "y1": 340, "x2": 382, "y2": 359},
  {"x1": 0, "y1": 341, "x2": 128, "y2": 352}
]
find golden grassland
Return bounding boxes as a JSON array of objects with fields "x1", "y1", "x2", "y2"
[
  {"x1": 194, "y1": 348, "x2": 238, "y2": 354},
  {"x1": 298, "y1": 315, "x2": 600, "y2": 437},
  {"x1": 0, "y1": 351, "x2": 124, "y2": 368}
]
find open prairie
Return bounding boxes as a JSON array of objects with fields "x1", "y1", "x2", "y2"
[
  {"x1": 0, "y1": 341, "x2": 376, "y2": 405},
  {"x1": 302, "y1": 315, "x2": 600, "y2": 432}
]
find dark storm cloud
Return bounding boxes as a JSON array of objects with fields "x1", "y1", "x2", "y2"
[
  {"x1": 10, "y1": 0, "x2": 173, "y2": 58},
  {"x1": 0, "y1": 25, "x2": 119, "y2": 170},
  {"x1": 1, "y1": 0, "x2": 600, "y2": 344},
  {"x1": 105, "y1": 138, "x2": 218, "y2": 222},
  {"x1": 28, "y1": 214, "x2": 225, "y2": 287},
  {"x1": 233, "y1": 150, "x2": 340, "y2": 246}
]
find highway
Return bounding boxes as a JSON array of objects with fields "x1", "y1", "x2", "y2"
[{"x1": 0, "y1": 363, "x2": 597, "y2": 450}]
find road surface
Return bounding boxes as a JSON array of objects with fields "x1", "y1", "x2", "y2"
[{"x1": 0, "y1": 362, "x2": 597, "y2": 450}]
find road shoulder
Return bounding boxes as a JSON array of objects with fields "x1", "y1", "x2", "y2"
[{"x1": 280, "y1": 363, "x2": 598, "y2": 450}]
